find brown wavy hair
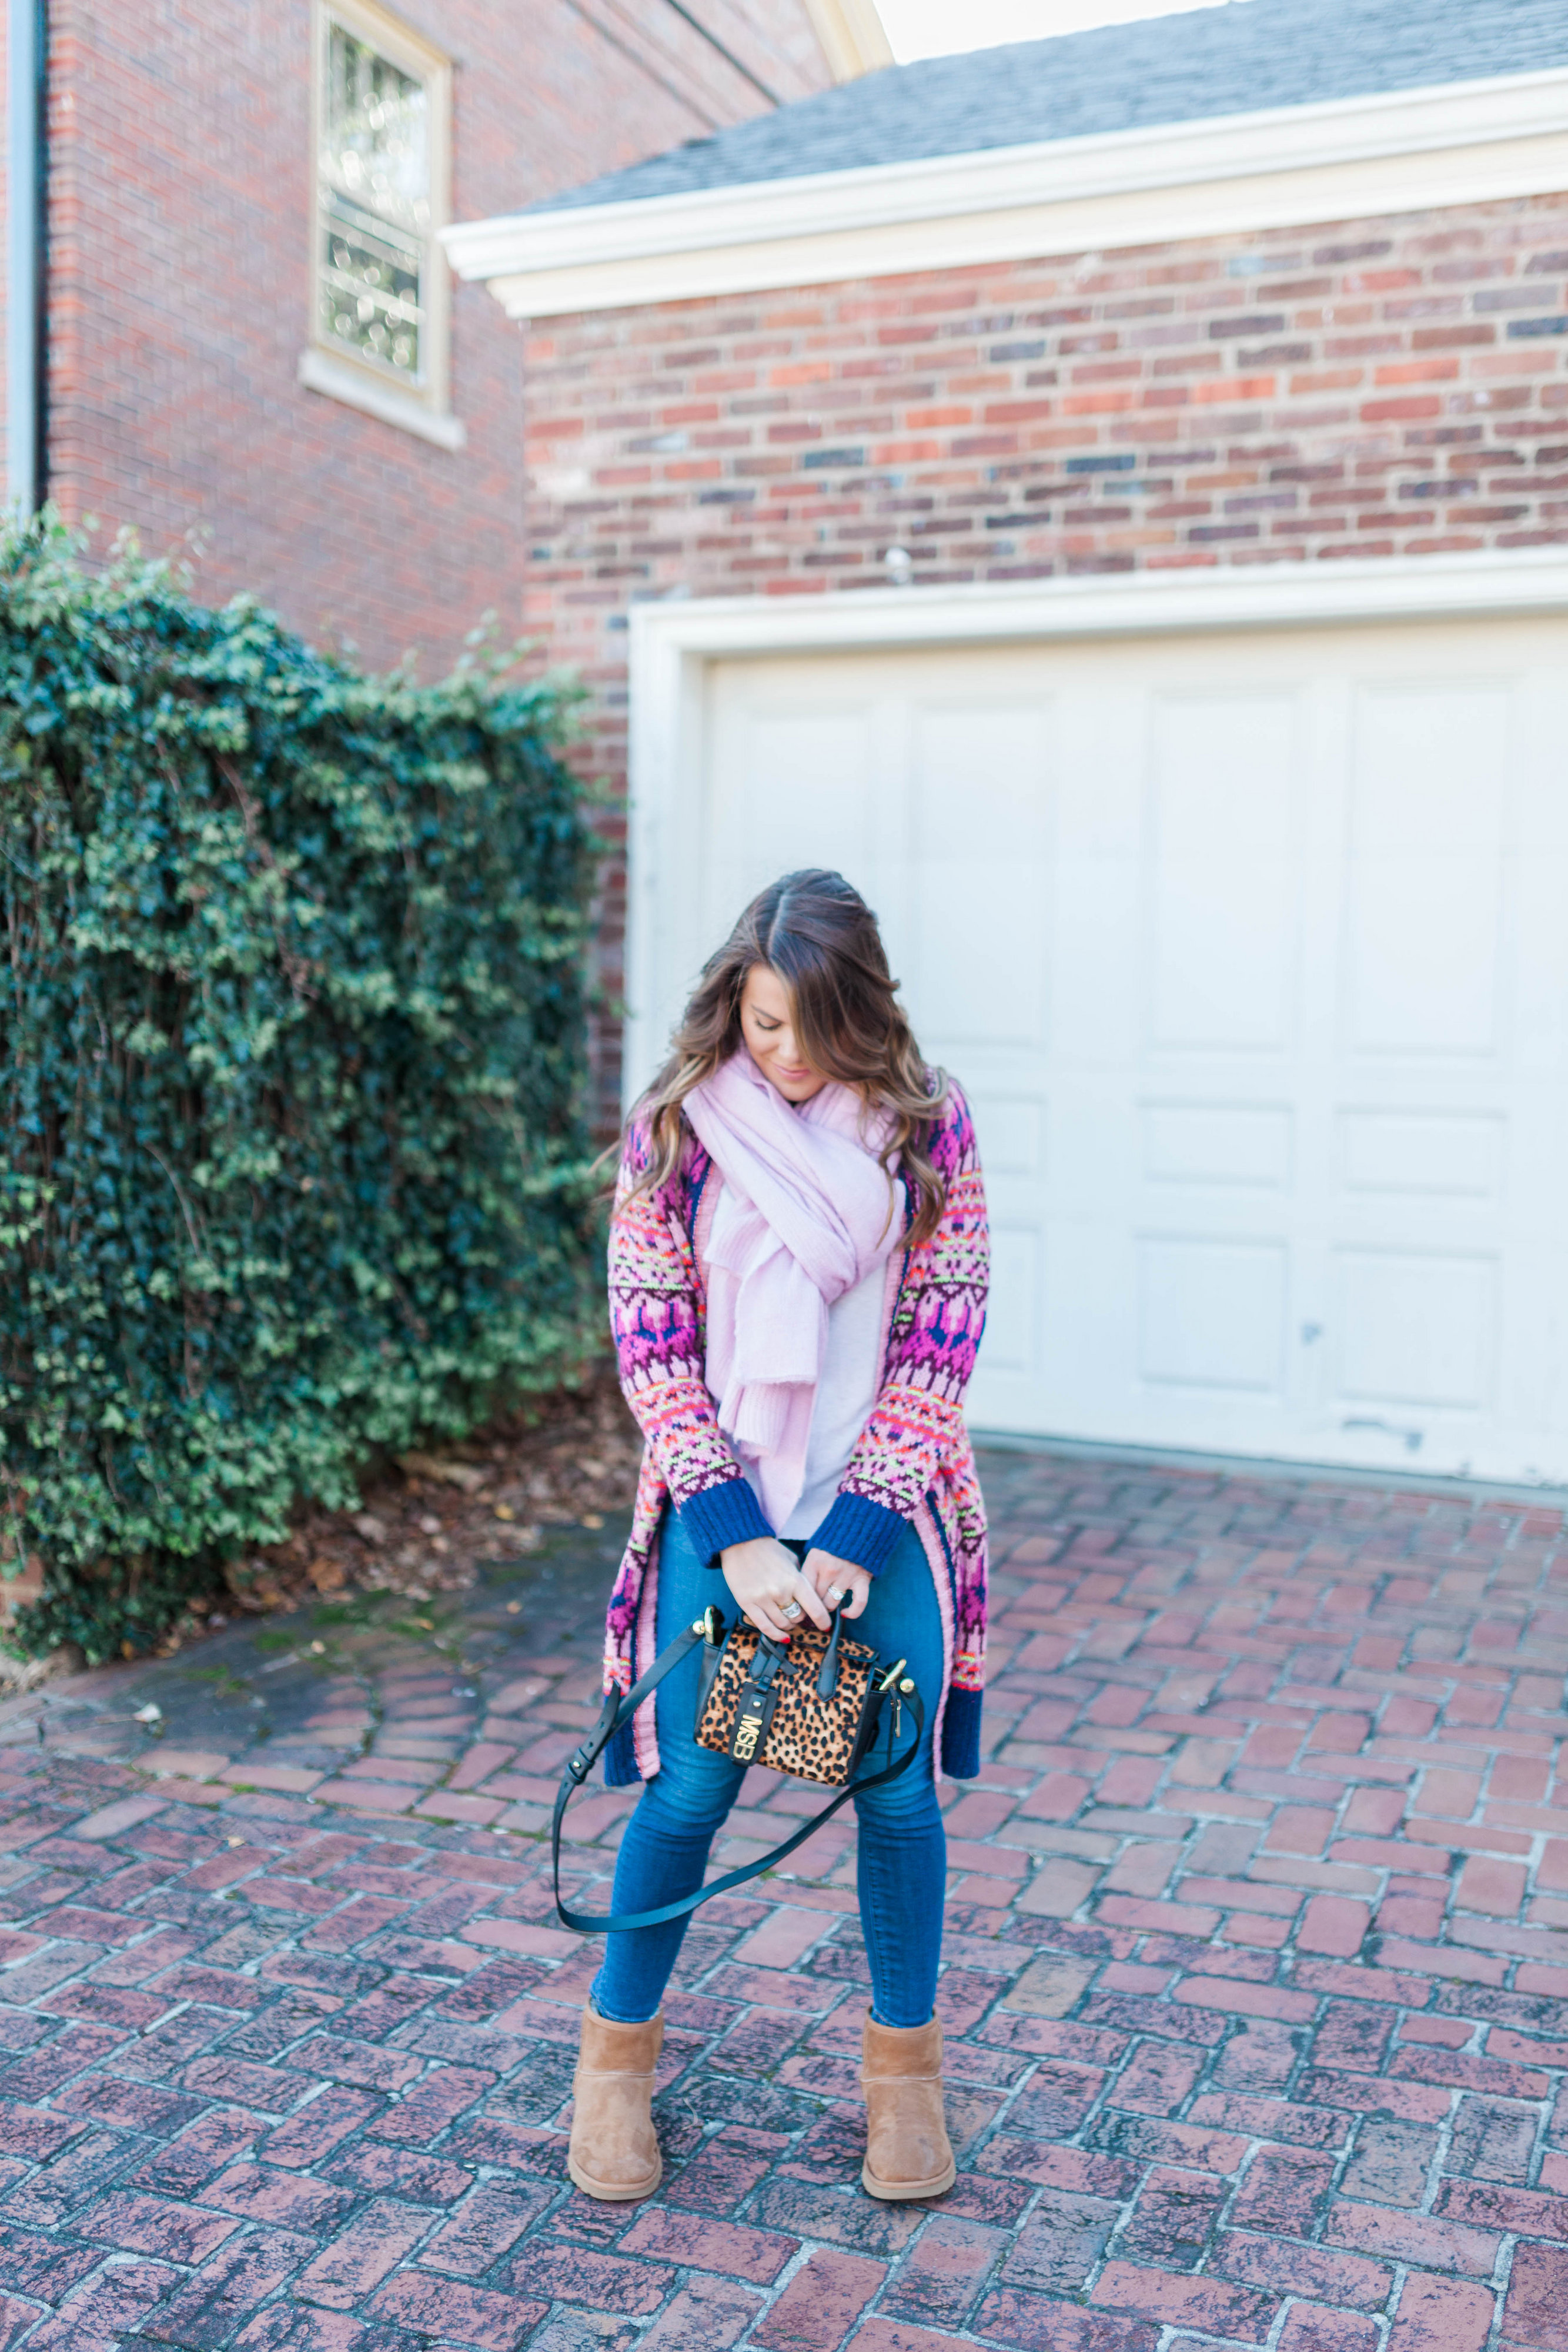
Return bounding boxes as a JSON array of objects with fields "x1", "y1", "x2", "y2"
[{"x1": 623, "y1": 868, "x2": 950, "y2": 1244}]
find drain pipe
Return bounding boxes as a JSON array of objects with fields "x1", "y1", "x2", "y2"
[{"x1": 7, "y1": 0, "x2": 46, "y2": 512}]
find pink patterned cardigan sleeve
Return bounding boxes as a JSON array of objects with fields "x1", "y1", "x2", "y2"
[{"x1": 606, "y1": 1115, "x2": 773, "y2": 1565}]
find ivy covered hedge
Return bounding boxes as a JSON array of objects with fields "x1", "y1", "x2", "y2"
[{"x1": 0, "y1": 523, "x2": 600, "y2": 1662}]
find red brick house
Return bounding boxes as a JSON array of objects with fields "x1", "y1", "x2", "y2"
[
  {"x1": 449, "y1": 0, "x2": 1568, "y2": 1486},
  {"x1": 1, "y1": 0, "x2": 889, "y2": 669}
]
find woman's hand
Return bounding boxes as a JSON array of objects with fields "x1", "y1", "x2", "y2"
[
  {"x1": 720, "y1": 1537, "x2": 831, "y2": 1642},
  {"x1": 802, "y1": 1547, "x2": 872, "y2": 1621}
]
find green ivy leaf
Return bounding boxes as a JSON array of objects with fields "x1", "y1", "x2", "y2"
[{"x1": 0, "y1": 512, "x2": 604, "y2": 1663}]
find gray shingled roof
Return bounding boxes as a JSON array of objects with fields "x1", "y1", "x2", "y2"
[{"x1": 533, "y1": 0, "x2": 1568, "y2": 213}]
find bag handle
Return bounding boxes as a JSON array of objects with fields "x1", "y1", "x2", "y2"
[
  {"x1": 551, "y1": 1619, "x2": 925, "y2": 1936},
  {"x1": 816, "y1": 1606, "x2": 844, "y2": 1699}
]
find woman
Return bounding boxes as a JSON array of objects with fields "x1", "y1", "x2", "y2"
[{"x1": 569, "y1": 869, "x2": 989, "y2": 2206}]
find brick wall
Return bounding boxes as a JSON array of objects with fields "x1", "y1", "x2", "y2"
[
  {"x1": 41, "y1": 0, "x2": 836, "y2": 673},
  {"x1": 519, "y1": 191, "x2": 1568, "y2": 1117}
]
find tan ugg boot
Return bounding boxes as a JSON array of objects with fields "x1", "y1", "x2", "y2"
[
  {"x1": 567, "y1": 2005, "x2": 664, "y2": 2201},
  {"x1": 861, "y1": 2014, "x2": 956, "y2": 2200}
]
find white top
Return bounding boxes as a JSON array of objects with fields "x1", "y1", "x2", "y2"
[{"x1": 743, "y1": 1257, "x2": 887, "y2": 1539}]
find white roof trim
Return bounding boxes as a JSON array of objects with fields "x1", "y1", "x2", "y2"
[{"x1": 442, "y1": 65, "x2": 1568, "y2": 318}]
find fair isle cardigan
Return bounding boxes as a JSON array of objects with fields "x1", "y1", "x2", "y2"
[{"x1": 601, "y1": 1082, "x2": 991, "y2": 1786}]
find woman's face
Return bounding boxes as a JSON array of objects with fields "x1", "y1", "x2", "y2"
[{"x1": 740, "y1": 963, "x2": 827, "y2": 1104}]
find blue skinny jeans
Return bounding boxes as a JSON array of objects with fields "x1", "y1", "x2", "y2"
[{"x1": 590, "y1": 1505, "x2": 947, "y2": 2029}]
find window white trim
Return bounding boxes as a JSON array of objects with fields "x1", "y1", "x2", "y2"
[
  {"x1": 623, "y1": 547, "x2": 1568, "y2": 1110},
  {"x1": 444, "y1": 64, "x2": 1568, "y2": 318},
  {"x1": 304, "y1": 0, "x2": 460, "y2": 441},
  {"x1": 296, "y1": 346, "x2": 466, "y2": 447}
]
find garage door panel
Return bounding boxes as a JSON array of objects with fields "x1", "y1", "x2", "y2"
[
  {"x1": 1138, "y1": 1235, "x2": 1289, "y2": 1397},
  {"x1": 1142, "y1": 1101, "x2": 1293, "y2": 1191},
  {"x1": 1032, "y1": 1217, "x2": 1128, "y2": 1407},
  {"x1": 911, "y1": 701, "x2": 1051, "y2": 1048},
  {"x1": 1332, "y1": 1248, "x2": 1497, "y2": 1413},
  {"x1": 981, "y1": 1227, "x2": 1041, "y2": 1375},
  {"x1": 1041, "y1": 1076, "x2": 1127, "y2": 1215},
  {"x1": 685, "y1": 622, "x2": 1568, "y2": 1481},
  {"x1": 965, "y1": 1095, "x2": 1045, "y2": 1180},
  {"x1": 1148, "y1": 691, "x2": 1302, "y2": 1054},
  {"x1": 1512, "y1": 847, "x2": 1568, "y2": 1066},
  {"x1": 1338, "y1": 1110, "x2": 1504, "y2": 1200},
  {"x1": 1345, "y1": 866, "x2": 1506, "y2": 1059},
  {"x1": 1058, "y1": 688, "x2": 1146, "y2": 854},
  {"x1": 1345, "y1": 685, "x2": 1508, "y2": 1058},
  {"x1": 707, "y1": 700, "x2": 887, "y2": 934},
  {"x1": 1051, "y1": 857, "x2": 1141, "y2": 1063}
]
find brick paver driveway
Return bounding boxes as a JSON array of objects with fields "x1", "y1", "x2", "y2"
[{"x1": 1, "y1": 1441, "x2": 1567, "y2": 2350}]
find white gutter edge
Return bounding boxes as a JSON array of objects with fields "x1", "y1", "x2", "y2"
[{"x1": 442, "y1": 62, "x2": 1568, "y2": 295}]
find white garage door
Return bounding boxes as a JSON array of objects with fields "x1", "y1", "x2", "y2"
[{"x1": 641, "y1": 614, "x2": 1568, "y2": 1484}]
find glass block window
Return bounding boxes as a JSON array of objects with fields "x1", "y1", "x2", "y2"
[
  {"x1": 319, "y1": 21, "x2": 430, "y2": 380},
  {"x1": 309, "y1": 0, "x2": 452, "y2": 421}
]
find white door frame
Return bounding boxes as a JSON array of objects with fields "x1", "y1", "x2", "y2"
[{"x1": 625, "y1": 546, "x2": 1568, "y2": 1108}]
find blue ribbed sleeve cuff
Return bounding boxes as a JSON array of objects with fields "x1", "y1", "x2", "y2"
[
  {"x1": 808, "y1": 1492, "x2": 907, "y2": 1578},
  {"x1": 604, "y1": 1716, "x2": 640, "y2": 1787},
  {"x1": 940, "y1": 1686, "x2": 983, "y2": 1781},
  {"x1": 677, "y1": 1476, "x2": 773, "y2": 1567}
]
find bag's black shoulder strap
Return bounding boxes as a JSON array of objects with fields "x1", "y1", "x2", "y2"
[{"x1": 551, "y1": 1623, "x2": 925, "y2": 1936}]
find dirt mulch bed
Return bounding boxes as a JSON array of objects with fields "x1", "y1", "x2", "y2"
[{"x1": 210, "y1": 1367, "x2": 643, "y2": 1635}]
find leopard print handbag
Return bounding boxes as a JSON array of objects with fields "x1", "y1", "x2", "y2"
[
  {"x1": 694, "y1": 1605, "x2": 891, "y2": 1785},
  {"x1": 551, "y1": 1601, "x2": 924, "y2": 1935}
]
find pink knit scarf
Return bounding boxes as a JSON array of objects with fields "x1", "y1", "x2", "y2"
[{"x1": 684, "y1": 1049, "x2": 901, "y2": 1532}]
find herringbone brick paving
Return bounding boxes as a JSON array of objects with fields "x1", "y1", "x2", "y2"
[{"x1": 2, "y1": 1441, "x2": 1568, "y2": 2348}]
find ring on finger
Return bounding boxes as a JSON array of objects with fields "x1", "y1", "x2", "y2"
[
  {"x1": 782, "y1": 1599, "x2": 801, "y2": 1619},
  {"x1": 827, "y1": 1586, "x2": 845, "y2": 1605}
]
